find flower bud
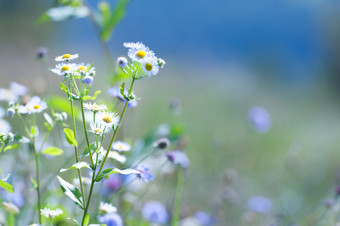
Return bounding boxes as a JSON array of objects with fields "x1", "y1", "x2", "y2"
[
  {"x1": 83, "y1": 76, "x2": 93, "y2": 85},
  {"x1": 154, "y1": 137, "x2": 170, "y2": 149},
  {"x1": 117, "y1": 57, "x2": 128, "y2": 67},
  {"x1": 7, "y1": 108, "x2": 15, "y2": 116}
]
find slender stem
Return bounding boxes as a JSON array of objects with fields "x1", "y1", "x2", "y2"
[
  {"x1": 33, "y1": 142, "x2": 42, "y2": 224},
  {"x1": 80, "y1": 100, "x2": 95, "y2": 167},
  {"x1": 8, "y1": 213, "x2": 14, "y2": 226},
  {"x1": 68, "y1": 81, "x2": 86, "y2": 208},
  {"x1": 95, "y1": 78, "x2": 136, "y2": 179},
  {"x1": 172, "y1": 168, "x2": 184, "y2": 226},
  {"x1": 81, "y1": 78, "x2": 136, "y2": 225},
  {"x1": 38, "y1": 121, "x2": 56, "y2": 152}
]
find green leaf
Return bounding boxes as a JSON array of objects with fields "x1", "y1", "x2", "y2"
[
  {"x1": 64, "y1": 128, "x2": 78, "y2": 147},
  {"x1": 60, "y1": 82, "x2": 69, "y2": 94},
  {"x1": 30, "y1": 177, "x2": 38, "y2": 189},
  {"x1": 100, "y1": 0, "x2": 130, "y2": 41},
  {"x1": 44, "y1": 122, "x2": 51, "y2": 131},
  {"x1": 60, "y1": 162, "x2": 92, "y2": 173},
  {"x1": 30, "y1": 126, "x2": 39, "y2": 137},
  {"x1": 83, "y1": 90, "x2": 102, "y2": 101},
  {"x1": 42, "y1": 146, "x2": 64, "y2": 156},
  {"x1": 36, "y1": 12, "x2": 50, "y2": 25},
  {"x1": 57, "y1": 176, "x2": 84, "y2": 209},
  {"x1": 95, "y1": 167, "x2": 140, "y2": 182},
  {"x1": 66, "y1": 218, "x2": 80, "y2": 226},
  {"x1": 3, "y1": 144, "x2": 20, "y2": 152},
  {"x1": 84, "y1": 213, "x2": 90, "y2": 226},
  {"x1": 81, "y1": 143, "x2": 96, "y2": 158},
  {"x1": 0, "y1": 179, "x2": 14, "y2": 193}
]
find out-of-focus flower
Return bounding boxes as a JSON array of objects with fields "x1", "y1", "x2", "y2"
[
  {"x1": 29, "y1": 224, "x2": 41, "y2": 226},
  {"x1": 142, "y1": 201, "x2": 168, "y2": 224},
  {"x1": 0, "y1": 107, "x2": 4, "y2": 118},
  {"x1": 103, "y1": 174, "x2": 122, "y2": 193},
  {"x1": 0, "y1": 82, "x2": 27, "y2": 103},
  {"x1": 154, "y1": 137, "x2": 170, "y2": 150},
  {"x1": 247, "y1": 196, "x2": 272, "y2": 214},
  {"x1": 248, "y1": 106, "x2": 271, "y2": 133},
  {"x1": 99, "y1": 202, "x2": 117, "y2": 214},
  {"x1": 55, "y1": 53, "x2": 79, "y2": 62},
  {"x1": 117, "y1": 57, "x2": 128, "y2": 67},
  {"x1": 124, "y1": 42, "x2": 155, "y2": 62},
  {"x1": 18, "y1": 96, "x2": 47, "y2": 114},
  {"x1": 73, "y1": 177, "x2": 91, "y2": 186},
  {"x1": 36, "y1": 47, "x2": 48, "y2": 60},
  {"x1": 40, "y1": 207, "x2": 63, "y2": 218},
  {"x1": 75, "y1": 63, "x2": 95, "y2": 75},
  {"x1": 83, "y1": 102, "x2": 107, "y2": 112},
  {"x1": 46, "y1": 6, "x2": 89, "y2": 22},
  {"x1": 7, "y1": 108, "x2": 15, "y2": 116},
  {"x1": 98, "y1": 212, "x2": 123, "y2": 226},
  {"x1": 107, "y1": 151, "x2": 126, "y2": 163},
  {"x1": 2, "y1": 202, "x2": 19, "y2": 214},
  {"x1": 83, "y1": 76, "x2": 94, "y2": 85},
  {"x1": 0, "y1": 120, "x2": 11, "y2": 133},
  {"x1": 136, "y1": 165, "x2": 154, "y2": 182},
  {"x1": 50, "y1": 63, "x2": 76, "y2": 76},
  {"x1": 96, "y1": 111, "x2": 119, "y2": 128},
  {"x1": 54, "y1": 112, "x2": 67, "y2": 121},
  {"x1": 141, "y1": 57, "x2": 159, "y2": 77},
  {"x1": 89, "y1": 122, "x2": 110, "y2": 136},
  {"x1": 107, "y1": 87, "x2": 138, "y2": 108},
  {"x1": 112, "y1": 141, "x2": 131, "y2": 152},
  {"x1": 9, "y1": 82, "x2": 28, "y2": 97},
  {"x1": 194, "y1": 211, "x2": 216, "y2": 226},
  {"x1": 166, "y1": 150, "x2": 190, "y2": 169}
]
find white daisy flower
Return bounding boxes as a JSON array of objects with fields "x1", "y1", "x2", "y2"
[
  {"x1": 28, "y1": 96, "x2": 48, "y2": 114},
  {"x1": 50, "y1": 63, "x2": 76, "y2": 76},
  {"x1": 141, "y1": 57, "x2": 159, "y2": 77},
  {"x1": 112, "y1": 141, "x2": 131, "y2": 152},
  {"x1": 0, "y1": 120, "x2": 11, "y2": 133},
  {"x1": 73, "y1": 176, "x2": 91, "y2": 186},
  {"x1": 99, "y1": 202, "x2": 117, "y2": 214},
  {"x1": 75, "y1": 63, "x2": 96, "y2": 75},
  {"x1": 89, "y1": 122, "x2": 111, "y2": 135},
  {"x1": 9, "y1": 82, "x2": 28, "y2": 96},
  {"x1": 124, "y1": 42, "x2": 155, "y2": 62},
  {"x1": 83, "y1": 102, "x2": 107, "y2": 112},
  {"x1": 0, "y1": 88, "x2": 19, "y2": 102},
  {"x1": 55, "y1": 53, "x2": 79, "y2": 62},
  {"x1": 96, "y1": 111, "x2": 119, "y2": 128},
  {"x1": 2, "y1": 202, "x2": 19, "y2": 214},
  {"x1": 108, "y1": 151, "x2": 127, "y2": 163},
  {"x1": 40, "y1": 207, "x2": 63, "y2": 218}
]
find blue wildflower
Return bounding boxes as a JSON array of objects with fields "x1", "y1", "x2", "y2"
[
  {"x1": 194, "y1": 211, "x2": 216, "y2": 226},
  {"x1": 247, "y1": 196, "x2": 272, "y2": 214},
  {"x1": 142, "y1": 201, "x2": 168, "y2": 224},
  {"x1": 166, "y1": 150, "x2": 190, "y2": 169},
  {"x1": 108, "y1": 87, "x2": 138, "y2": 108},
  {"x1": 136, "y1": 165, "x2": 154, "y2": 182},
  {"x1": 248, "y1": 106, "x2": 271, "y2": 133},
  {"x1": 98, "y1": 212, "x2": 123, "y2": 226}
]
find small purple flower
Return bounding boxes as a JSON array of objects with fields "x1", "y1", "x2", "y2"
[
  {"x1": 166, "y1": 150, "x2": 190, "y2": 169},
  {"x1": 194, "y1": 211, "x2": 216, "y2": 226},
  {"x1": 248, "y1": 106, "x2": 271, "y2": 133},
  {"x1": 117, "y1": 57, "x2": 128, "y2": 67},
  {"x1": 136, "y1": 165, "x2": 154, "y2": 182},
  {"x1": 98, "y1": 213, "x2": 123, "y2": 226},
  {"x1": 247, "y1": 196, "x2": 272, "y2": 214},
  {"x1": 142, "y1": 201, "x2": 168, "y2": 224},
  {"x1": 103, "y1": 174, "x2": 123, "y2": 195},
  {"x1": 108, "y1": 87, "x2": 138, "y2": 108},
  {"x1": 82, "y1": 76, "x2": 93, "y2": 85}
]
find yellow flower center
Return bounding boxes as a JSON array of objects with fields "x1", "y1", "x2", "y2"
[
  {"x1": 33, "y1": 105, "x2": 40, "y2": 109},
  {"x1": 78, "y1": 66, "x2": 86, "y2": 71},
  {"x1": 103, "y1": 116, "x2": 113, "y2": 123},
  {"x1": 94, "y1": 128, "x2": 103, "y2": 134},
  {"x1": 61, "y1": 66, "x2": 70, "y2": 71},
  {"x1": 62, "y1": 54, "x2": 71, "y2": 59},
  {"x1": 119, "y1": 145, "x2": 123, "y2": 149},
  {"x1": 136, "y1": 50, "x2": 146, "y2": 58},
  {"x1": 145, "y1": 63, "x2": 153, "y2": 71}
]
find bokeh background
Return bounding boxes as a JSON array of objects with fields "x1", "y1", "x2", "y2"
[{"x1": 2, "y1": 0, "x2": 340, "y2": 225}]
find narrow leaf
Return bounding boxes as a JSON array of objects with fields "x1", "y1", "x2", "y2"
[
  {"x1": 60, "y1": 162, "x2": 91, "y2": 173},
  {"x1": 3, "y1": 144, "x2": 20, "y2": 152},
  {"x1": 0, "y1": 179, "x2": 14, "y2": 193},
  {"x1": 64, "y1": 128, "x2": 78, "y2": 147},
  {"x1": 57, "y1": 176, "x2": 84, "y2": 209},
  {"x1": 42, "y1": 147, "x2": 64, "y2": 156},
  {"x1": 96, "y1": 167, "x2": 140, "y2": 182},
  {"x1": 30, "y1": 177, "x2": 38, "y2": 189},
  {"x1": 83, "y1": 90, "x2": 102, "y2": 101},
  {"x1": 84, "y1": 213, "x2": 90, "y2": 226},
  {"x1": 43, "y1": 113, "x2": 53, "y2": 125},
  {"x1": 60, "y1": 82, "x2": 69, "y2": 94}
]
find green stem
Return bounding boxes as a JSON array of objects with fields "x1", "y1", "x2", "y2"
[
  {"x1": 172, "y1": 167, "x2": 184, "y2": 226},
  {"x1": 33, "y1": 143, "x2": 42, "y2": 224},
  {"x1": 81, "y1": 78, "x2": 136, "y2": 225},
  {"x1": 8, "y1": 213, "x2": 14, "y2": 226},
  {"x1": 38, "y1": 121, "x2": 56, "y2": 152},
  {"x1": 68, "y1": 81, "x2": 86, "y2": 209},
  {"x1": 80, "y1": 100, "x2": 95, "y2": 167}
]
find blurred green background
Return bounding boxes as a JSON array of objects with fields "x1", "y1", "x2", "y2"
[{"x1": 2, "y1": 0, "x2": 340, "y2": 225}]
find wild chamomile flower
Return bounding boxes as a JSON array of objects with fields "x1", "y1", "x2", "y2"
[
  {"x1": 50, "y1": 63, "x2": 76, "y2": 76},
  {"x1": 83, "y1": 102, "x2": 107, "y2": 112},
  {"x1": 55, "y1": 53, "x2": 79, "y2": 62},
  {"x1": 18, "y1": 96, "x2": 47, "y2": 114},
  {"x1": 124, "y1": 42, "x2": 155, "y2": 62},
  {"x1": 112, "y1": 141, "x2": 131, "y2": 152},
  {"x1": 75, "y1": 63, "x2": 96, "y2": 75},
  {"x1": 89, "y1": 122, "x2": 111, "y2": 135},
  {"x1": 40, "y1": 207, "x2": 63, "y2": 218},
  {"x1": 99, "y1": 202, "x2": 117, "y2": 214},
  {"x1": 96, "y1": 111, "x2": 119, "y2": 128},
  {"x1": 141, "y1": 57, "x2": 159, "y2": 77}
]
